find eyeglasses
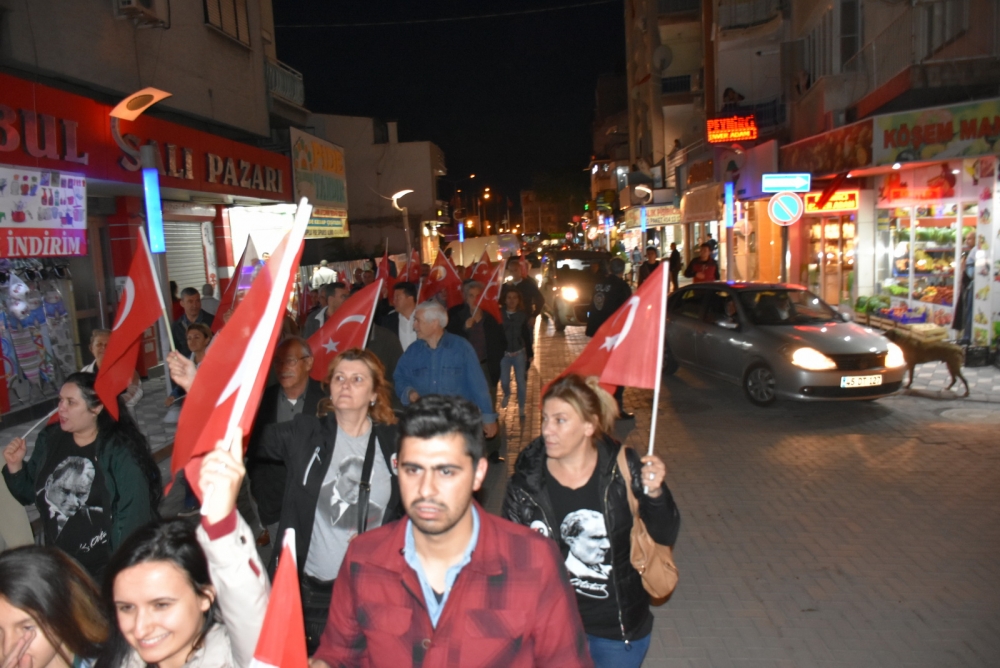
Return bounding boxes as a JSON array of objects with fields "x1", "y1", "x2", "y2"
[{"x1": 278, "y1": 355, "x2": 311, "y2": 368}]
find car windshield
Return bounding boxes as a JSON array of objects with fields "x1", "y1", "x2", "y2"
[{"x1": 738, "y1": 289, "x2": 839, "y2": 325}]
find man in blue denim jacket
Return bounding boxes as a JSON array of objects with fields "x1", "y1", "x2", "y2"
[{"x1": 394, "y1": 301, "x2": 499, "y2": 440}]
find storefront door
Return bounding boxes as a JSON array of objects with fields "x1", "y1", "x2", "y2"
[
  {"x1": 808, "y1": 215, "x2": 856, "y2": 306},
  {"x1": 68, "y1": 218, "x2": 115, "y2": 368}
]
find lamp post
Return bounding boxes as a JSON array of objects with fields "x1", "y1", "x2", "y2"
[{"x1": 392, "y1": 189, "x2": 414, "y2": 259}]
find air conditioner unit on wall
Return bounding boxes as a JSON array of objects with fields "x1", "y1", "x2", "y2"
[{"x1": 116, "y1": 0, "x2": 167, "y2": 27}]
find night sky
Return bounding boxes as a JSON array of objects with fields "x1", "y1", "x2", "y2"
[{"x1": 272, "y1": 0, "x2": 626, "y2": 206}]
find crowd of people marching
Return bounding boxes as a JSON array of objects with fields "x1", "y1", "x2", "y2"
[{"x1": 0, "y1": 251, "x2": 681, "y2": 668}]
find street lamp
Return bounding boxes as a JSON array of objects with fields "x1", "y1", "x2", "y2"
[{"x1": 392, "y1": 189, "x2": 414, "y2": 258}]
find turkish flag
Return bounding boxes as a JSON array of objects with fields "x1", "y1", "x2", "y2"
[
  {"x1": 212, "y1": 236, "x2": 260, "y2": 333},
  {"x1": 306, "y1": 280, "x2": 381, "y2": 382},
  {"x1": 172, "y1": 200, "x2": 312, "y2": 500},
  {"x1": 94, "y1": 228, "x2": 165, "y2": 420},
  {"x1": 251, "y1": 530, "x2": 308, "y2": 668},
  {"x1": 475, "y1": 259, "x2": 506, "y2": 323},
  {"x1": 419, "y1": 252, "x2": 463, "y2": 307},
  {"x1": 469, "y1": 249, "x2": 493, "y2": 285},
  {"x1": 376, "y1": 250, "x2": 395, "y2": 297},
  {"x1": 405, "y1": 249, "x2": 421, "y2": 283},
  {"x1": 551, "y1": 262, "x2": 668, "y2": 394}
]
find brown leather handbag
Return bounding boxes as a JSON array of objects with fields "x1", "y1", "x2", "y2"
[{"x1": 616, "y1": 447, "x2": 679, "y2": 599}]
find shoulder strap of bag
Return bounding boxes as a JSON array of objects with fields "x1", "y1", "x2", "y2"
[
  {"x1": 356, "y1": 425, "x2": 378, "y2": 535},
  {"x1": 616, "y1": 446, "x2": 641, "y2": 518}
]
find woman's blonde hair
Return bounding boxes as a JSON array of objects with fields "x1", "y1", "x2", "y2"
[
  {"x1": 542, "y1": 373, "x2": 618, "y2": 436},
  {"x1": 318, "y1": 348, "x2": 397, "y2": 424}
]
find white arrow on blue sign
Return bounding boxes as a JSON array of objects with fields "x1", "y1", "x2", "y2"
[{"x1": 761, "y1": 173, "x2": 811, "y2": 193}]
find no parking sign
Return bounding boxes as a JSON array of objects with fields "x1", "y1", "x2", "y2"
[{"x1": 767, "y1": 191, "x2": 804, "y2": 226}]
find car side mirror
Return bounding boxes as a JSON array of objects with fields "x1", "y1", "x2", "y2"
[
  {"x1": 716, "y1": 317, "x2": 739, "y2": 330},
  {"x1": 839, "y1": 309, "x2": 852, "y2": 322}
]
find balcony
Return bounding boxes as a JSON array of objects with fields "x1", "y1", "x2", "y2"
[
  {"x1": 658, "y1": 0, "x2": 700, "y2": 15},
  {"x1": 661, "y1": 74, "x2": 693, "y2": 95},
  {"x1": 718, "y1": 0, "x2": 782, "y2": 31},
  {"x1": 266, "y1": 59, "x2": 305, "y2": 107},
  {"x1": 720, "y1": 96, "x2": 787, "y2": 132}
]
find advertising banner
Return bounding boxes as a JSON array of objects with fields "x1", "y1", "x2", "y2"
[
  {"x1": 717, "y1": 140, "x2": 777, "y2": 200},
  {"x1": 0, "y1": 166, "x2": 87, "y2": 257},
  {"x1": 290, "y1": 128, "x2": 349, "y2": 239},
  {"x1": 874, "y1": 98, "x2": 1000, "y2": 166}
]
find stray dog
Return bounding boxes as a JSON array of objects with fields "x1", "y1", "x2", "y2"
[{"x1": 883, "y1": 328, "x2": 969, "y2": 396}]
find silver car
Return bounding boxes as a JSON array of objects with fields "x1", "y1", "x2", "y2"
[{"x1": 664, "y1": 283, "x2": 908, "y2": 406}]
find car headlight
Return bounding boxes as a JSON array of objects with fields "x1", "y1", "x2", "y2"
[
  {"x1": 790, "y1": 347, "x2": 837, "y2": 370},
  {"x1": 885, "y1": 342, "x2": 906, "y2": 368},
  {"x1": 561, "y1": 286, "x2": 579, "y2": 302}
]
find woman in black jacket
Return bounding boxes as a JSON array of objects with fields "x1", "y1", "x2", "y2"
[
  {"x1": 256, "y1": 348, "x2": 402, "y2": 654},
  {"x1": 502, "y1": 374, "x2": 680, "y2": 668}
]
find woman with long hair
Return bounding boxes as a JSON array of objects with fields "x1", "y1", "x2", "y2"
[
  {"x1": 98, "y1": 434, "x2": 267, "y2": 668},
  {"x1": 257, "y1": 347, "x2": 401, "y2": 653},
  {"x1": 502, "y1": 374, "x2": 681, "y2": 667},
  {"x1": 0, "y1": 546, "x2": 108, "y2": 668},
  {"x1": 2, "y1": 372, "x2": 161, "y2": 579}
]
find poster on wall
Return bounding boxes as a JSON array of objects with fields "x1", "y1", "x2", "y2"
[
  {"x1": 0, "y1": 167, "x2": 87, "y2": 258},
  {"x1": 289, "y1": 128, "x2": 349, "y2": 238}
]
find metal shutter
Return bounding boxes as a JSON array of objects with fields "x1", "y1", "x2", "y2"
[{"x1": 164, "y1": 221, "x2": 208, "y2": 295}]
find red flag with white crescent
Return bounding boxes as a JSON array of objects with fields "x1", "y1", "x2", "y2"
[
  {"x1": 469, "y1": 249, "x2": 493, "y2": 285},
  {"x1": 474, "y1": 259, "x2": 506, "y2": 323},
  {"x1": 376, "y1": 250, "x2": 396, "y2": 297},
  {"x1": 406, "y1": 249, "x2": 421, "y2": 283},
  {"x1": 172, "y1": 200, "x2": 312, "y2": 500},
  {"x1": 418, "y1": 252, "x2": 463, "y2": 307},
  {"x1": 549, "y1": 262, "x2": 667, "y2": 393},
  {"x1": 213, "y1": 236, "x2": 260, "y2": 333},
  {"x1": 306, "y1": 280, "x2": 381, "y2": 382},
  {"x1": 94, "y1": 228, "x2": 165, "y2": 420}
]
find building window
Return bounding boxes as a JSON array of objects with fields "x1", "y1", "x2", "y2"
[
  {"x1": 923, "y1": 0, "x2": 968, "y2": 56},
  {"x1": 204, "y1": 0, "x2": 250, "y2": 47},
  {"x1": 840, "y1": 0, "x2": 862, "y2": 67},
  {"x1": 373, "y1": 120, "x2": 388, "y2": 145}
]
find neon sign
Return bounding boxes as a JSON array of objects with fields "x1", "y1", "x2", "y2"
[{"x1": 707, "y1": 115, "x2": 758, "y2": 143}]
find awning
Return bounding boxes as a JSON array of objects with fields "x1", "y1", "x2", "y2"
[{"x1": 681, "y1": 183, "x2": 722, "y2": 223}]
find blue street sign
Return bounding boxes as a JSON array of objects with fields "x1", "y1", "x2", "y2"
[
  {"x1": 767, "y1": 191, "x2": 804, "y2": 227},
  {"x1": 761, "y1": 173, "x2": 811, "y2": 193}
]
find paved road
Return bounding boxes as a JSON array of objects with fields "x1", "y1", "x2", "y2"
[{"x1": 528, "y1": 322, "x2": 1000, "y2": 668}]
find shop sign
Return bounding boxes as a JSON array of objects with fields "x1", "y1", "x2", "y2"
[
  {"x1": 804, "y1": 190, "x2": 859, "y2": 213},
  {"x1": 289, "y1": 128, "x2": 349, "y2": 238},
  {"x1": 875, "y1": 160, "x2": 981, "y2": 206},
  {"x1": 780, "y1": 119, "x2": 874, "y2": 176},
  {"x1": 0, "y1": 73, "x2": 291, "y2": 202},
  {"x1": 0, "y1": 165, "x2": 87, "y2": 257},
  {"x1": 875, "y1": 98, "x2": 1000, "y2": 166},
  {"x1": 707, "y1": 115, "x2": 758, "y2": 143},
  {"x1": 625, "y1": 205, "x2": 680, "y2": 229}
]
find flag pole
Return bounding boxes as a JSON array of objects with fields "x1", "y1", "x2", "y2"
[
  {"x1": 139, "y1": 227, "x2": 176, "y2": 353},
  {"x1": 361, "y1": 279, "x2": 382, "y2": 350},
  {"x1": 645, "y1": 263, "x2": 669, "y2": 492}
]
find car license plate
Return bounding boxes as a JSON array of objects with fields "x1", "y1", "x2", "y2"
[{"x1": 841, "y1": 375, "x2": 883, "y2": 388}]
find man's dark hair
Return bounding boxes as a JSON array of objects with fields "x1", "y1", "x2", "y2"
[
  {"x1": 398, "y1": 395, "x2": 484, "y2": 463},
  {"x1": 700, "y1": 242, "x2": 712, "y2": 250},
  {"x1": 645, "y1": 246, "x2": 658, "y2": 254},
  {"x1": 393, "y1": 281, "x2": 418, "y2": 301},
  {"x1": 180, "y1": 287, "x2": 200, "y2": 299},
  {"x1": 609, "y1": 258, "x2": 626, "y2": 275},
  {"x1": 320, "y1": 281, "x2": 348, "y2": 299}
]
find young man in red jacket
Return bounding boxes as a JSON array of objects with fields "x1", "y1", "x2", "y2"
[{"x1": 310, "y1": 395, "x2": 593, "y2": 668}]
